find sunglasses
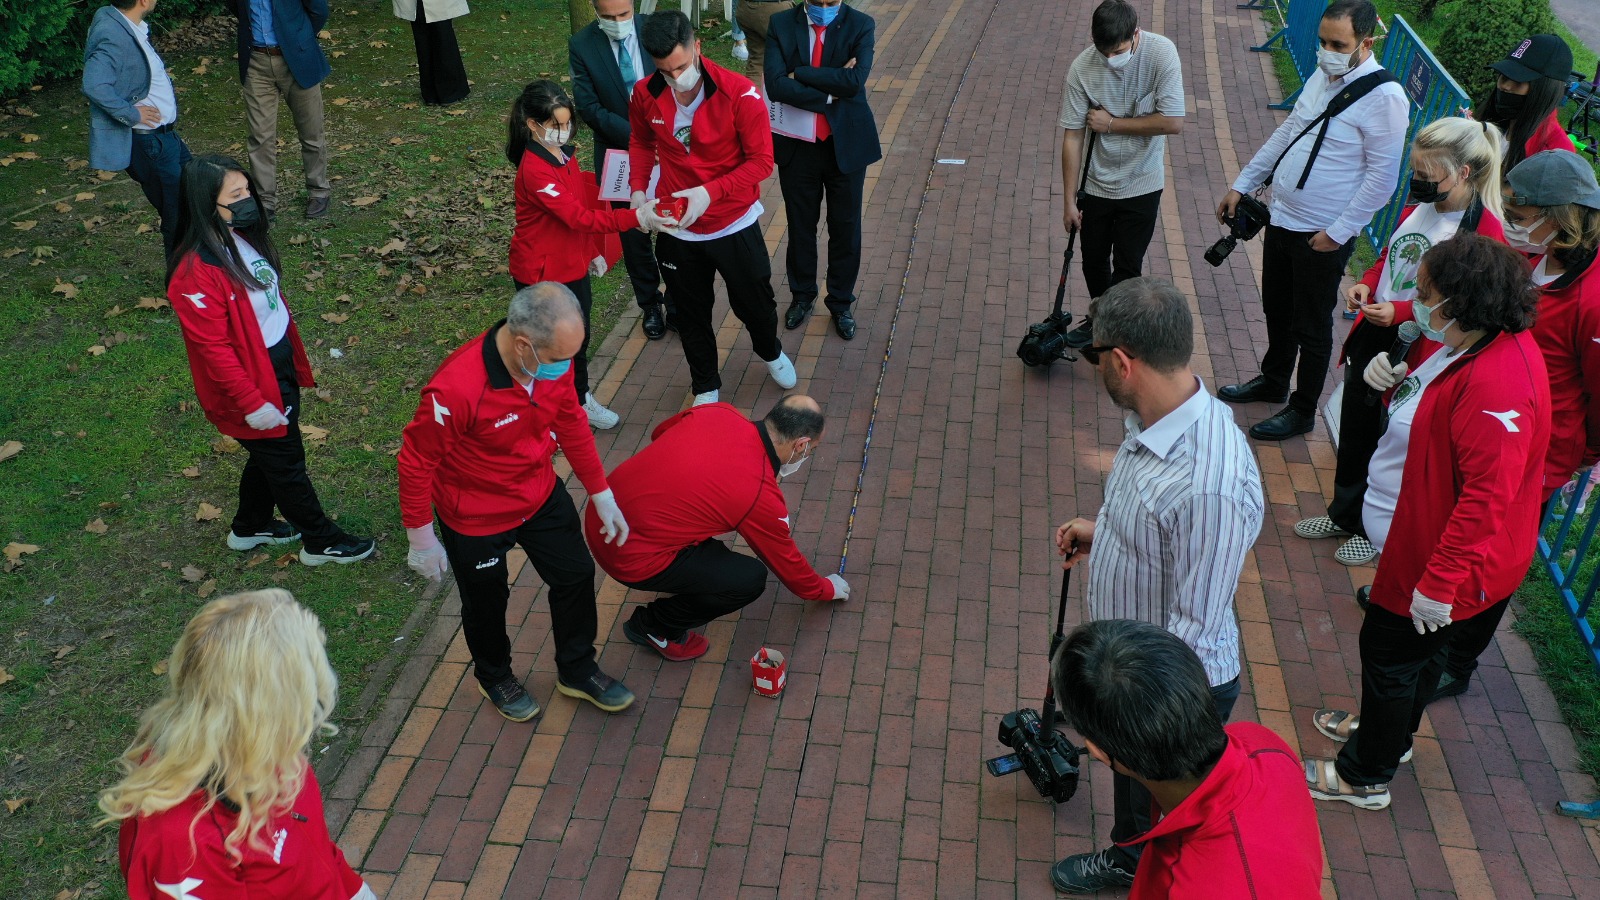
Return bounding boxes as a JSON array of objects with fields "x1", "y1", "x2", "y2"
[{"x1": 1080, "y1": 345, "x2": 1131, "y2": 365}]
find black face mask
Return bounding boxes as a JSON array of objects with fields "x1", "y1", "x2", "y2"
[
  {"x1": 1408, "y1": 176, "x2": 1450, "y2": 205},
  {"x1": 1492, "y1": 88, "x2": 1527, "y2": 121},
  {"x1": 222, "y1": 196, "x2": 262, "y2": 230}
]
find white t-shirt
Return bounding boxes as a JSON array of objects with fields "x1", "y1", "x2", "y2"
[
  {"x1": 233, "y1": 232, "x2": 289, "y2": 347},
  {"x1": 669, "y1": 87, "x2": 762, "y2": 242},
  {"x1": 1532, "y1": 255, "x2": 1562, "y2": 287},
  {"x1": 1374, "y1": 203, "x2": 1464, "y2": 305},
  {"x1": 1363, "y1": 347, "x2": 1458, "y2": 551}
]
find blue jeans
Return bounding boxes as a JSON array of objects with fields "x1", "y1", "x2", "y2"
[
  {"x1": 126, "y1": 129, "x2": 193, "y2": 256},
  {"x1": 731, "y1": 1, "x2": 745, "y2": 40}
]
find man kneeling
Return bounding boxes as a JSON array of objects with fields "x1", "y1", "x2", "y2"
[
  {"x1": 1052, "y1": 620, "x2": 1323, "y2": 898},
  {"x1": 585, "y1": 395, "x2": 850, "y2": 660}
]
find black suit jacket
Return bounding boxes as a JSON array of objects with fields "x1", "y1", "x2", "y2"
[
  {"x1": 763, "y1": 4, "x2": 882, "y2": 175},
  {"x1": 569, "y1": 15, "x2": 652, "y2": 170}
]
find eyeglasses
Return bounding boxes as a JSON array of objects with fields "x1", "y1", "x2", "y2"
[
  {"x1": 1080, "y1": 345, "x2": 1131, "y2": 365},
  {"x1": 1503, "y1": 207, "x2": 1540, "y2": 225}
]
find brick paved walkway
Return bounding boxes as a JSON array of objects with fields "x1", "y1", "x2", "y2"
[{"x1": 321, "y1": 0, "x2": 1600, "y2": 896}]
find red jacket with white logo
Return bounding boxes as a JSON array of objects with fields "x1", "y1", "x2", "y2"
[
  {"x1": 168, "y1": 246, "x2": 316, "y2": 441},
  {"x1": 1525, "y1": 251, "x2": 1600, "y2": 491},
  {"x1": 1120, "y1": 723, "x2": 1323, "y2": 900},
  {"x1": 627, "y1": 57, "x2": 774, "y2": 236},
  {"x1": 398, "y1": 322, "x2": 609, "y2": 536},
  {"x1": 583, "y1": 403, "x2": 832, "y2": 601},
  {"x1": 1526, "y1": 109, "x2": 1577, "y2": 158},
  {"x1": 1370, "y1": 330, "x2": 1551, "y2": 619},
  {"x1": 119, "y1": 766, "x2": 365, "y2": 900},
  {"x1": 509, "y1": 142, "x2": 637, "y2": 285}
]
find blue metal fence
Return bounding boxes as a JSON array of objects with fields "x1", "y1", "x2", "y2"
[
  {"x1": 1535, "y1": 469, "x2": 1600, "y2": 818},
  {"x1": 1248, "y1": 0, "x2": 1326, "y2": 110},
  {"x1": 1361, "y1": 15, "x2": 1473, "y2": 254}
]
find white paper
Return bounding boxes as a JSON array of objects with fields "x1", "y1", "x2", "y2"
[
  {"x1": 599, "y1": 149, "x2": 661, "y2": 201},
  {"x1": 767, "y1": 97, "x2": 817, "y2": 142}
]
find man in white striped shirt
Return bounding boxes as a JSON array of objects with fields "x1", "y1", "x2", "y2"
[{"x1": 1051, "y1": 277, "x2": 1265, "y2": 894}]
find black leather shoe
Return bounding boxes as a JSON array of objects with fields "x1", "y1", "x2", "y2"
[
  {"x1": 1219, "y1": 375, "x2": 1289, "y2": 404},
  {"x1": 1249, "y1": 406, "x2": 1315, "y2": 441},
  {"x1": 641, "y1": 304, "x2": 666, "y2": 340},
  {"x1": 1427, "y1": 672, "x2": 1470, "y2": 705},
  {"x1": 785, "y1": 299, "x2": 813, "y2": 330},
  {"x1": 833, "y1": 311, "x2": 856, "y2": 340},
  {"x1": 1062, "y1": 316, "x2": 1095, "y2": 350},
  {"x1": 1355, "y1": 585, "x2": 1371, "y2": 610}
]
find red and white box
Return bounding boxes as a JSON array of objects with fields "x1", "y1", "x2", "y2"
[{"x1": 751, "y1": 648, "x2": 787, "y2": 698}]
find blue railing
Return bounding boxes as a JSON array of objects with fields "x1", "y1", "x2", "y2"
[
  {"x1": 1361, "y1": 15, "x2": 1472, "y2": 254},
  {"x1": 1248, "y1": 0, "x2": 1326, "y2": 110},
  {"x1": 1536, "y1": 468, "x2": 1600, "y2": 818}
]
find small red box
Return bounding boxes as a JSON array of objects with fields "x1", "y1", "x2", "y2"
[
  {"x1": 751, "y1": 648, "x2": 787, "y2": 698},
  {"x1": 658, "y1": 196, "x2": 688, "y2": 221}
]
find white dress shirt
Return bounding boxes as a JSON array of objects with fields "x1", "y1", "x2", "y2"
[{"x1": 118, "y1": 10, "x2": 178, "y2": 130}]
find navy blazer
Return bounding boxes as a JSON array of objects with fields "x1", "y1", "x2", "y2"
[
  {"x1": 224, "y1": 0, "x2": 331, "y2": 89},
  {"x1": 569, "y1": 14, "x2": 652, "y2": 170},
  {"x1": 82, "y1": 6, "x2": 157, "y2": 171},
  {"x1": 763, "y1": 4, "x2": 882, "y2": 175}
]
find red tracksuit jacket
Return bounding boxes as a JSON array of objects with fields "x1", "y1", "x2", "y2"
[
  {"x1": 1525, "y1": 109, "x2": 1577, "y2": 158},
  {"x1": 397, "y1": 321, "x2": 609, "y2": 536},
  {"x1": 1120, "y1": 723, "x2": 1323, "y2": 900},
  {"x1": 168, "y1": 245, "x2": 315, "y2": 441},
  {"x1": 509, "y1": 142, "x2": 636, "y2": 285},
  {"x1": 1526, "y1": 251, "x2": 1600, "y2": 491},
  {"x1": 627, "y1": 57, "x2": 774, "y2": 236},
  {"x1": 119, "y1": 767, "x2": 365, "y2": 900},
  {"x1": 583, "y1": 403, "x2": 833, "y2": 601},
  {"x1": 1370, "y1": 330, "x2": 1551, "y2": 619}
]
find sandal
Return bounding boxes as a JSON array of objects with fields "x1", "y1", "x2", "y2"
[
  {"x1": 1311, "y1": 709, "x2": 1413, "y2": 762},
  {"x1": 1335, "y1": 535, "x2": 1378, "y2": 566},
  {"x1": 1306, "y1": 757, "x2": 1391, "y2": 810},
  {"x1": 1294, "y1": 516, "x2": 1350, "y2": 540}
]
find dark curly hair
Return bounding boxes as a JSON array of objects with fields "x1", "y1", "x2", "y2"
[{"x1": 1420, "y1": 232, "x2": 1538, "y2": 336}]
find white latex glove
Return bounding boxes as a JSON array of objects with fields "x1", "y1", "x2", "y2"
[
  {"x1": 245, "y1": 402, "x2": 290, "y2": 430},
  {"x1": 671, "y1": 185, "x2": 712, "y2": 230},
  {"x1": 406, "y1": 524, "x2": 450, "y2": 581},
  {"x1": 635, "y1": 198, "x2": 676, "y2": 233},
  {"x1": 1362, "y1": 354, "x2": 1409, "y2": 392},
  {"x1": 1410, "y1": 589, "x2": 1453, "y2": 634},
  {"x1": 591, "y1": 488, "x2": 630, "y2": 546},
  {"x1": 825, "y1": 574, "x2": 851, "y2": 601},
  {"x1": 588, "y1": 255, "x2": 608, "y2": 278},
  {"x1": 629, "y1": 190, "x2": 649, "y2": 210}
]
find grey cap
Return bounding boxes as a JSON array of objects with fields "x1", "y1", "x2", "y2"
[{"x1": 1507, "y1": 150, "x2": 1600, "y2": 210}]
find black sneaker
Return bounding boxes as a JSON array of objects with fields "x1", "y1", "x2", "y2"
[
  {"x1": 1051, "y1": 848, "x2": 1136, "y2": 893},
  {"x1": 299, "y1": 536, "x2": 376, "y2": 567},
  {"x1": 478, "y1": 676, "x2": 541, "y2": 722},
  {"x1": 1062, "y1": 316, "x2": 1095, "y2": 350},
  {"x1": 556, "y1": 669, "x2": 635, "y2": 712},
  {"x1": 227, "y1": 520, "x2": 302, "y2": 551}
]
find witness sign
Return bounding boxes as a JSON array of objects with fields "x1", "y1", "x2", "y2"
[
  {"x1": 599, "y1": 150, "x2": 662, "y2": 201},
  {"x1": 767, "y1": 97, "x2": 817, "y2": 142}
]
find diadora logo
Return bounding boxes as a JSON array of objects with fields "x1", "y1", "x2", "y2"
[
  {"x1": 433, "y1": 397, "x2": 451, "y2": 426},
  {"x1": 651, "y1": 117, "x2": 667, "y2": 125},
  {"x1": 537, "y1": 183, "x2": 561, "y2": 198},
  {"x1": 660, "y1": 262, "x2": 677, "y2": 270},
  {"x1": 1483, "y1": 409, "x2": 1522, "y2": 432},
  {"x1": 475, "y1": 557, "x2": 501, "y2": 570},
  {"x1": 182, "y1": 292, "x2": 207, "y2": 308},
  {"x1": 494, "y1": 412, "x2": 520, "y2": 429},
  {"x1": 272, "y1": 827, "x2": 287, "y2": 864},
  {"x1": 742, "y1": 87, "x2": 761, "y2": 100},
  {"x1": 154, "y1": 879, "x2": 205, "y2": 900}
]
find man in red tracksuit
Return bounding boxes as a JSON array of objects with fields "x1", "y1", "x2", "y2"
[
  {"x1": 399, "y1": 282, "x2": 635, "y2": 722},
  {"x1": 631, "y1": 10, "x2": 796, "y2": 407},
  {"x1": 585, "y1": 395, "x2": 849, "y2": 660}
]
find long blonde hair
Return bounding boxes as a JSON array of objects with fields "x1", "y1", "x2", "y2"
[
  {"x1": 98, "y1": 589, "x2": 338, "y2": 863},
  {"x1": 1410, "y1": 116, "x2": 1505, "y2": 223}
]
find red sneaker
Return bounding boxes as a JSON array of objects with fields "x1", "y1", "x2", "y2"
[{"x1": 622, "y1": 610, "x2": 710, "y2": 661}]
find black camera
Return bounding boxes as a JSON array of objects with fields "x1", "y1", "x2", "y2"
[
  {"x1": 1204, "y1": 193, "x2": 1270, "y2": 267},
  {"x1": 1016, "y1": 311, "x2": 1075, "y2": 367},
  {"x1": 991, "y1": 707, "x2": 1084, "y2": 803}
]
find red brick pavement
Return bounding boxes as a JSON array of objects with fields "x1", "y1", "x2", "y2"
[{"x1": 321, "y1": 0, "x2": 1600, "y2": 896}]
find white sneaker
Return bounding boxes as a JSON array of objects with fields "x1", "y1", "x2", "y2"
[
  {"x1": 583, "y1": 392, "x2": 620, "y2": 430},
  {"x1": 766, "y1": 351, "x2": 797, "y2": 389},
  {"x1": 693, "y1": 390, "x2": 720, "y2": 406},
  {"x1": 732, "y1": 39, "x2": 749, "y2": 61}
]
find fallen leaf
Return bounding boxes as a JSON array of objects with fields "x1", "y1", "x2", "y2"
[
  {"x1": 0, "y1": 441, "x2": 20, "y2": 463},
  {"x1": 191, "y1": 63, "x2": 208, "y2": 75},
  {"x1": 445, "y1": 109, "x2": 468, "y2": 117},
  {"x1": 428, "y1": 154, "x2": 442, "y2": 163},
  {"x1": 289, "y1": 233, "x2": 309, "y2": 245},
  {"x1": 275, "y1": 552, "x2": 297, "y2": 568},
  {"x1": 99, "y1": 501, "x2": 120, "y2": 510},
  {"x1": 212, "y1": 436, "x2": 241, "y2": 454},
  {"x1": 355, "y1": 601, "x2": 371, "y2": 616},
  {"x1": 4, "y1": 798, "x2": 29, "y2": 813},
  {"x1": 53, "y1": 202, "x2": 71, "y2": 214},
  {"x1": 318, "y1": 29, "x2": 332, "y2": 39},
  {"x1": 0, "y1": 667, "x2": 13, "y2": 686},
  {"x1": 104, "y1": 304, "x2": 124, "y2": 318},
  {"x1": 20, "y1": 133, "x2": 39, "y2": 143},
  {"x1": 95, "y1": 171, "x2": 115, "y2": 181},
  {"x1": 299, "y1": 423, "x2": 330, "y2": 445},
  {"x1": 86, "y1": 345, "x2": 106, "y2": 356},
  {"x1": 332, "y1": 97, "x2": 351, "y2": 106},
  {"x1": 54, "y1": 645, "x2": 74, "y2": 660},
  {"x1": 136, "y1": 296, "x2": 169, "y2": 310},
  {"x1": 135, "y1": 222, "x2": 153, "y2": 233},
  {"x1": 350, "y1": 196, "x2": 380, "y2": 207},
  {"x1": 1, "y1": 247, "x2": 21, "y2": 258},
  {"x1": 12, "y1": 221, "x2": 36, "y2": 231},
  {"x1": 197, "y1": 578, "x2": 217, "y2": 599},
  {"x1": 320, "y1": 312, "x2": 350, "y2": 324},
  {"x1": 3, "y1": 542, "x2": 40, "y2": 562},
  {"x1": 74, "y1": 192, "x2": 95, "y2": 201},
  {"x1": 375, "y1": 238, "x2": 406, "y2": 256},
  {"x1": 368, "y1": 40, "x2": 389, "y2": 48},
  {"x1": 388, "y1": 136, "x2": 405, "y2": 145},
  {"x1": 82, "y1": 216, "x2": 107, "y2": 231},
  {"x1": 31, "y1": 245, "x2": 54, "y2": 259},
  {"x1": 245, "y1": 553, "x2": 269, "y2": 568},
  {"x1": 180, "y1": 565, "x2": 206, "y2": 583},
  {"x1": 195, "y1": 502, "x2": 223, "y2": 521},
  {"x1": 330, "y1": 50, "x2": 346, "y2": 58},
  {"x1": 84, "y1": 518, "x2": 108, "y2": 534},
  {"x1": 181, "y1": 466, "x2": 200, "y2": 478},
  {"x1": 10, "y1": 151, "x2": 39, "y2": 160},
  {"x1": 152, "y1": 659, "x2": 168, "y2": 676}
]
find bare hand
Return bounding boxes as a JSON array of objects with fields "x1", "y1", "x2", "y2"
[
  {"x1": 136, "y1": 104, "x2": 162, "y2": 127},
  {"x1": 1308, "y1": 231, "x2": 1340, "y2": 252},
  {"x1": 1064, "y1": 200, "x2": 1082, "y2": 234},
  {"x1": 1344, "y1": 283, "x2": 1371, "y2": 311},
  {"x1": 844, "y1": 58, "x2": 857, "y2": 69},
  {"x1": 1363, "y1": 302, "x2": 1396, "y2": 327},
  {"x1": 1086, "y1": 106, "x2": 1114, "y2": 134},
  {"x1": 1055, "y1": 518, "x2": 1095, "y2": 571},
  {"x1": 1217, "y1": 190, "x2": 1242, "y2": 224}
]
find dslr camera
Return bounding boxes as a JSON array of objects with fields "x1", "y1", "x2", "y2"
[
  {"x1": 1016, "y1": 311, "x2": 1075, "y2": 368},
  {"x1": 990, "y1": 708, "x2": 1084, "y2": 803},
  {"x1": 1204, "y1": 193, "x2": 1270, "y2": 267}
]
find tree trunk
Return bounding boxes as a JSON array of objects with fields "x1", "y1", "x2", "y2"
[{"x1": 569, "y1": 0, "x2": 595, "y2": 35}]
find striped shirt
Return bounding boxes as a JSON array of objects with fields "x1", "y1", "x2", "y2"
[
  {"x1": 1086, "y1": 378, "x2": 1264, "y2": 686},
  {"x1": 1057, "y1": 31, "x2": 1185, "y2": 200}
]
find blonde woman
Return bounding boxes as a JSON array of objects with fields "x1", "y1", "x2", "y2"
[{"x1": 101, "y1": 590, "x2": 373, "y2": 900}]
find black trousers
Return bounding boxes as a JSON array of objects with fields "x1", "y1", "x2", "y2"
[
  {"x1": 656, "y1": 223, "x2": 783, "y2": 394},
  {"x1": 410, "y1": 6, "x2": 470, "y2": 106},
  {"x1": 1078, "y1": 189, "x2": 1163, "y2": 302},
  {"x1": 1337, "y1": 598, "x2": 1511, "y2": 786},
  {"x1": 234, "y1": 338, "x2": 344, "y2": 552},
  {"x1": 127, "y1": 129, "x2": 193, "y2": 256},
  {"x1": 1107, "y1": 677, "x2": 1241, "y2": 870},
  {"x1": 437, "y1": 482, "x2": 599, "y2": 687},
  {"x1": 1259, "y1": 225, "x2": 1356, "y2": 414},
  {"x1": 609, "y1": 198, "x2": 671, "y2": 310},
  {"x1": 623, "y1": 539, "x2": 770, "y2": 640},
  {"x1": 514, "y1": 276, "x2": 594, "y2": 402},
  {"x1": 1326, "y1": 318, "x2": 1400, "y2": 535},
  {"x1": 777, "y1": 137, "x2": 866, "y2": 314}
]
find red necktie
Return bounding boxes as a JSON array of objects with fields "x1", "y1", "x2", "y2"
[{"x1": 811, "y1": 24, "x2": 831, "y2": 141}]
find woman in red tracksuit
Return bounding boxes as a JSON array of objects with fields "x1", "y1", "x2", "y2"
[
  {"x1": 1307, "y1": 235, "x2": 1549, "y2": 811},
  {"x1": 1474, "y1": 34, "x2": 1577, "y2": 173},
  {"x1": 166, "y1": 155, "x2": 372, "y2": 566},
  {"x1": 506, "y1": 79, "x2": 673, "y2": 431}
]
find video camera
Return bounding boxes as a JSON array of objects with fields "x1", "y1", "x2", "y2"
[{"x1": 1204, "y1": 192, "x2": 1270, "y2": 267}]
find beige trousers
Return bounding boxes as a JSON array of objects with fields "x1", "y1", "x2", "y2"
[
  {"x1": 243, "y1": 51, "x2": 331, "y2": 209},
  {"x1": 735, "y1": 0, "x2": 793, "y2": 79}
]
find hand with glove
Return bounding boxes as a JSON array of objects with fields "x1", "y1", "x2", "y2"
[
  {"x1": 670, "y1": 185, "x2": 711, "y2": 230},
  {"x1": 591, "y1": 488, "x2": 630, "y2": 545},
  {"x1": 630, "y1": 190, "x2": 649, "y2": 210},
  {"x1": 1410, "y1": 589, "x2": 1453, "y2": 634},
  {"x1": 1363, "y1": 354, "x2": 1409, "y2": 392},
  {"x1": 245, "y1": 402, "x2": 290, "y2": 431},
  {"x1": 588, "y1": 255, "x2": 608, "y2": 278},
  {"x1": 406, "y1": 524, "x2": 450, "y2": 581},
  {"x1": 635, "y1": 198, "x2": 677, "y2": 233},
  {"x1": 825, "y1": 574, "x2": 851, "y2": 601}
]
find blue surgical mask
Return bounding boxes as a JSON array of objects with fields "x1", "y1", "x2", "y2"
[
  {"x1": 522, "y1": 345, "x2": 572, "y2": 381},
  {"x1": 1410, "y1": 297, "x2": 1456, "y2": 343},
  {"x1": 807, "y1": 2, "x2": 840, "y2": 27}
]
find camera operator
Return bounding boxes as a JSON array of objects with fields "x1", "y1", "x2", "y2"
[
  {"x1": 1050, "y1": 277, "x2": 1263, "y2": 893},
  {"x1": 1217, "y1": 0, "x2": 1407, "y2": 441},
  {"x1": 1056, "y1": 0, "x2": 1185, "y2": 351},
  {"x1": 1052, "y1": 619, "x2": 1323, "y2": 899}
]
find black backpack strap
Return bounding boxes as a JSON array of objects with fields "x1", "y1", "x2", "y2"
[
  {"x1": 1266, "y1": 70, "x2": 1399, "y2": 189},
  {"x1": 1457, "y1": 195, "x2": 1484, "y2": 234}
]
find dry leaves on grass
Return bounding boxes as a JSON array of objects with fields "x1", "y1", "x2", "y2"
[
  {"x1": 245, "y1": 553, "x2": 269, "y2": 568},
  {"x1": 195, "y1": 502, "x2": 222, "y2": 521},
  {"x1": 182, "y1": 466, "x2": 201, "y2": 478},
  {"x1": 350, "y1": 196, "x2": 381, "y2": 207},
  {"x1": 86, "y1": 345, "x2": 106, "y2": 356},
  {"x1": 197, "y1": 579, "x2": 217, "y2": 599},
  {"x1": 136, "y1": 296, "x2": 169, "y2": 310},
  {"x1": 376, "y1": 238, "x2": 406, "y2": 256},
  {"x1": 212, "y1": 436, "x2": 241, "y2": 454},
  {"x1": 299, "y1": 423, "x2": 330, "y2": 446},
  {"x1": 0, "y1": 666, "x2": 14, "y2": 686},
  {"x1": 84, "y1": 518, "x2": 108, "y2": 535},
  {"x1": 0, "y1": 440, "x2": 20, "y2": 463},
  {"x1": 4, "y1": 542, "x2": 41, "y2": 573},
  {"x1": 180, "y1": 565, "x2": 206, "y2": 583},
  {"x1": 5, "y1": 797, "x2": 30, "y2": 814},
  {"x1": 104, "y1": 304, "x2": 124, "y2": 318},
  {"x1": 20, "y1": 133, "x2": 39, "y2": 143},
  {"x1": 54, "y1": 645, "x2": 74, "y2": 660},
  {"x1": 320, "y1": 312, "x2": 350, "y2": 324},
  {"x1": 152, "y1": 659, "x2": 168, "y2": 676},
  {"x1": 12, "y1": 220, "x2": 37, "y2": 231},
  {"x1": 75, "y1": 192, "x2": 95, "y2": 201}
]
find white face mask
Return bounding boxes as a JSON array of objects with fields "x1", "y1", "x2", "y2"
[
  {"x1": 1104, "y1": 33, "x2": 1136, "y2": 71},
  {"x1": 1317, "y1": 46, "x2": 1357, "y2": 78},
  {"x1": 541, "y1": 123, "x2": 573, "y2": 145},
  {"x1": 778, "y1": 444, "x2": 810, "y2": 479},
  {"x1": 597, "y1": 17, "x2": 633, "y2": 40},
  {"x1": 1504, "y1": 216, "x2": 1551, "y2": 253},
  {"x1": 1410, "y1": 296, "x2": 1457, "y2": 343},
  {"x1": 669, "y1": 61, "x2": 701, "y2": 93}
]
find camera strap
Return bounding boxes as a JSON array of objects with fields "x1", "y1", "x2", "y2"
[{"x1": 1265, "y1": 70, "x2": 1398, "y2": 191}]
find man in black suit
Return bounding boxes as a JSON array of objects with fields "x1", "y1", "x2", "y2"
[
  {"x1": 571, "y1": 0, "x2": 674, "y2": 340},
  {"x1": 764, "y1": 0, "x2": 881, "y2": 340}
]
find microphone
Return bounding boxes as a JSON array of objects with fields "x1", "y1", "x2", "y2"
[{"x1": 1364, "y1": 321, "x2": 1422, "y2": 406}]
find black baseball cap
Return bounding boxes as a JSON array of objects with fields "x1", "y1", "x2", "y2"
[{"x1": 1490, "y1": 34, "x2": 1573, "y2": 83}]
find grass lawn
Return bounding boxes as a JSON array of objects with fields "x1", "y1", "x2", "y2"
[{"x1": 0, "y1": 2, "x2": 743, "y2": 895}]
